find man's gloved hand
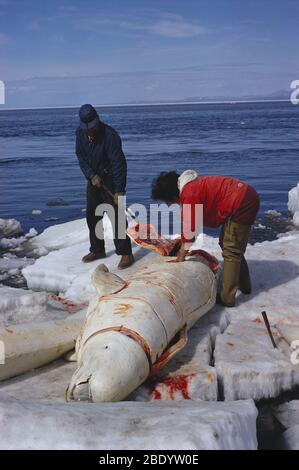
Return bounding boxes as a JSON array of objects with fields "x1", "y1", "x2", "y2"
[
  {"x1": 91, "y1": 175, "x2": 102, "y2": 188},
  {"x1": 113, "y1": 192, "x2": 125, "y2": 207}
]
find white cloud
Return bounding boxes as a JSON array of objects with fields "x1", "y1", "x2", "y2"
[
  {"x1": 119, "y1": 12, "x2": 207, "y2": 38},
  {"x1": 149, "y1": 12, "x2": 207, "y2": 37},
  {"x1": 26, "y1": 7, "x2": 207, "y2": 39},
  {"x1": 146, "y1": 19, "x2": 206, "y2": 38}
]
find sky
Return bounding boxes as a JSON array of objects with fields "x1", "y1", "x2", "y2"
[{"x1": 0, "y1": 0, "x2": 298, "y2": 108}]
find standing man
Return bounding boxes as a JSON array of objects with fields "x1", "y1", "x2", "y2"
[
  {"x1": 76, "y1": 104, "x2": 134, "y2": 269},
  {"x1": 151, "y1": 170, "x2": 260, "y2": 307}
]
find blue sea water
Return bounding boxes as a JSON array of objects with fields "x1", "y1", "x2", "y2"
[{"x1": 0, "y1": 101, "x2": 298, "y2": 240}]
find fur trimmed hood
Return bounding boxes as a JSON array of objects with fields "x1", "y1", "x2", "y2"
[{"x1": 178, "y1": 169, "x2": 198, "y2": 193}]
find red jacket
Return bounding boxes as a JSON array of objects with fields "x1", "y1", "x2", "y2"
[{"x1": 180, "y1": 176, "x2": 258, "y2": 243}]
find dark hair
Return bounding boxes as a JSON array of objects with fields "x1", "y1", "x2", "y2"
[{"x1": 151, "y1": 171, "x2": 180, "y2": 201}]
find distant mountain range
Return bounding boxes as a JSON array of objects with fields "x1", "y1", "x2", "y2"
[
  {"x1": 0, "y1": 90, "x2": 292, "y2": 111},
  {"x1": 125, "y1": 90, "x2": 291, "y2": 106}
]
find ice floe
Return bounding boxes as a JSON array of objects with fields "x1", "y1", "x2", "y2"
[
  {"x1": 19, "y1": 188, "x2": 299, "y2": 404},
  {"x1": 19, "y1": 229, "x2": 299, "y2": 405},
  {"x1": 0, "y1": 227, "x2": 37, "y2": 250},
  {"x1": 23, "y1": 216, "x2": 156, "y2": 302},
  {"x1": 0, "y1": 218, "x2": 22, "y2": 238},
  {"x1": 272, "y1": 400, "x2": 299, "y2": 450},
  {"x1": 213, "y1": 231, "x2": 299, "y2": 401},
  {"x1": 0, "y1": 182, "x2": 298, "y2": 449},
  {"x1": 0, "y1": 286, "x2": 48, "y2": 325},
  {"x1": 215, "y1": 319, "x2": 299, "y2": 401},
  {"x1": 28, "y1": 218, "x2": 89, "y2": 253},
  {"x1": 0, "y1": 393, "x2": 258, "y2": 450},
  {"x1": 265, "y1": 209, "x2": 282, "y2": 217},
  {"x1": 288, "y1": 183, "x2": 299, "y2": 227},
  {"x1": 0, "y1": 359, "x2": 77, "y2": 402},
  {"x1": 0, "y1": 310, "x2": 86, "y2": 380},
  {"x1": 0, "y1": 255, "x2": 34, "y2": 282}
]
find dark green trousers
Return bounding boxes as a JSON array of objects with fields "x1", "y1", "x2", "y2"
[{"x1": 219, "y1": 219, "x2": 252, "y2": 306}]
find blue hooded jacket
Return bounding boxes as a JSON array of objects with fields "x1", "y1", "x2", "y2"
[{"x1": 75, "y1": 122, "x2": 127, "y2": 193}]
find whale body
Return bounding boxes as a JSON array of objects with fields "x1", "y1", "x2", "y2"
[{"x1": 66, "y1": 253, "x2": 218, "y2": 402}]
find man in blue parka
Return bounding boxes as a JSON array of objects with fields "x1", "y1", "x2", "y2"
[{"x1": 76, "y1": 104, "x2": 134, "y2": 269}]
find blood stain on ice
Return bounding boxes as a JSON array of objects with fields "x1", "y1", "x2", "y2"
[{"x1": 151, "y1": 373, "x2": 196, "y2": 400}]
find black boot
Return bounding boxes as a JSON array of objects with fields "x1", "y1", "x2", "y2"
[{"x1": 239, "y1": 255, "x2": 252, "y2": 294}]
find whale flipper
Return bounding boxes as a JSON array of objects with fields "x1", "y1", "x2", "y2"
[{"x1": 91, "y1": 264, "x2": 127, "y2": 297}]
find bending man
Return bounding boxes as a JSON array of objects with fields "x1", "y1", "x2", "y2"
[{"x1": 151, "y1": 170, "x2": 260, "y2": 307}]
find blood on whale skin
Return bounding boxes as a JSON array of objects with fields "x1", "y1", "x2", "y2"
[{"x1": 66, "y1": 252, "x2": 218, "y2": 403}]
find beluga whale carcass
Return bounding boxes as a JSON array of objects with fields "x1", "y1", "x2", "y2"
[{"x1": 66, "y1": 250, "x2": 219, "y2": 402}]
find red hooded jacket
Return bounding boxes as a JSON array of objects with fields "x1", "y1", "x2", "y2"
[{"x1": 180, "y1": 175, "x2": 259, "y2": 243}]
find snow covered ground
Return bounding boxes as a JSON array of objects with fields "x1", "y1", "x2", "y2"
[
  {"x1": 19, "y1": 210, "x2": 299, "y2": 404},
  {"x1": 0, "y1": 254, "x2": 34, "y2": 284},
  {"x1": 0, "y1": 392, "x2": 257, "y2": 450},
  {"x1": 0, "y1": 182, "x2": 298, "y2": 449},
  {"x1": 0, "y1": 285, "x2": 48, "y2": 325},
  {"x1": 214, "y1": 232, "x2": 299, "y2": 401},
  {"x1": 23, "y1": 216, "x2": 156, "y2": 302}
]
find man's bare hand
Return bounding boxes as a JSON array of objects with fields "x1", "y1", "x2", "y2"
[
  {"x1": 91, "y1": 175, "x2": 102, "y2": 188},
  {"x1": 175, "y1": 246, "x2": 189, "y2": 262}
]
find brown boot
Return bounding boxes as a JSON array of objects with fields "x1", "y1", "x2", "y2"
[
  {"x1": 216, "y1": 293, "x2": 235, "y2": 308},
  {"x1": 82, "y1": 252, "x2": 106, "y2": 263},
  {"x1": 219, "y1": 259, "x2": 241, "y2": 307},
  {"x1": 118, "y1": 254, "x2": 134, "y2": 270}
]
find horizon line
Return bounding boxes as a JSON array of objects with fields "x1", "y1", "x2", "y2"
[{"x1": 0, "y1": 98, "x2": 290, "y2": 112}]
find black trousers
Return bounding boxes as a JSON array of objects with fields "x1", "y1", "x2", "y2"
[{"x1": 86, "y1": 182, "x2": 132, "y2": 256}]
